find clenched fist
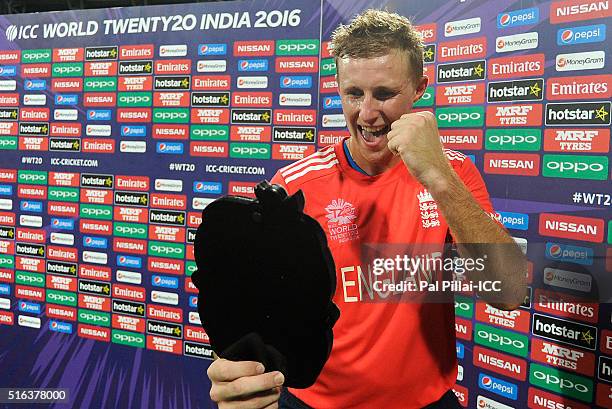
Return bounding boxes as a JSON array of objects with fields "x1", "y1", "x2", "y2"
[{"x1": 386, "y1": 111, "x2": 453, "y2": 189}]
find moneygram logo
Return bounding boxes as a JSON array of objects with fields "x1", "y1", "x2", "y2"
[
  {"x1": 496, "y1": 32, "x2": 538, "y2": 53},
  {"x1": 557, "y1": 24, "x2": 606, "y2": 46},
  {"x1": 497, "y1": 7, "x2": 539, "y2": 28},
  {"x1": 543, "y1": 266, "x2": 592, "y2": 293},
  {"x1": 436, "y1": 106, "x2": 484, "y2": 127},
  {"x1": 556, "y1": 51, "x2": 605, "y2": 71},
  {"x1": 444, "y1": 17, "x2": 481, "y2": 37}
]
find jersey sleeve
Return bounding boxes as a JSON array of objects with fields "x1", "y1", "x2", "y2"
[{"x1": 270, "y1": 170, "x2": 292, "y2": 195}]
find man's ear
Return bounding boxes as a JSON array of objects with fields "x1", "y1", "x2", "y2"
[{"x1": 413, "y1": 75, "x2": 429, "y2": 103}]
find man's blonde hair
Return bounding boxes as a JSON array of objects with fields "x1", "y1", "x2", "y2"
[{"x1": 331, "y1": 9, "x2": 424, "y2": 83}]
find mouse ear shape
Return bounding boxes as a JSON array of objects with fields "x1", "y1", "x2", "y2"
[{"x1": 192, "y1": 181, "x2": 339, "y2": 388}]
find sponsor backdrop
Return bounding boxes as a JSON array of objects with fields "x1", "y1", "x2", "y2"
[{"x1": 0, "y1": 0, "x2": 610, "y2": 407}]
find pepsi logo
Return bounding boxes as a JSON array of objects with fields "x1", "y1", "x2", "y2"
[
  {"x1": 119, "y1": 256, "x2": 126, "y2": 262},
  {"x1": 85, "y1": 237, "x2": 92, "y2": 244},
  {"x1": 549, "y1": 245, "x2": 562, "y2": 257},
  {"x1": 57, "y1": 96, "x2": 63, "y2": 102},
  {"x1": 240, "y1": 61, "x2": 249, "y2": 69},
  {"x1": 51, "y1": 322, "x2": 57, "y2": 328},
  {"x1": 20, "y1": 302, "x2": 26, "y2": 308},
  {"x1": 482, "y1": 376, "x2": 492, "y2": 387},
  {"x1": 561, "y1": 29, "x2": 573, "y2": 43},
  {"x1": 282, "y1": 77, "x2": 291, "y2": 86},
  {"x1": 123, "y1": 126, "x2": 129, "y2": 133},
  {"x1": 154, "y1": 277, "x2": 161, "y2": 283},
  {"x1": 195, "y1": 182, "x2": 203, "y2": 190},
  {"x1": 499, "y1": 14, "x2": 511, "y2": 26},
  {"x1": 23, "y1": 203, "x2": 29, "y2": 208},
  {"x1": 200, "y1": 45, "x2": 208, "y2": 53},
  {"x1": 324, "y1": 97, "x2": 332, "y2": 107},
  {"x1": 53, "y1": 219, "x2": 59, "y2": 225},
  {"x1": 26, "y1": 81, "x2": 32, "y2": 87},
  {"x1": 159, "y1": 143, "x2": 166, "y2": 150},
  {"x1": 88, "y1": 111, "x2": 95, "y2": 118}
]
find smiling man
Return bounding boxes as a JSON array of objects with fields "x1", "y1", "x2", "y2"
[{"x1": 206, "y1": 9, "x2": 527, "y2": 409}]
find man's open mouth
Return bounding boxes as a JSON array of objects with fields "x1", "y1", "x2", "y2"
[{"x1": 358, "y1": 124, "x2": 390, "y2": 142}]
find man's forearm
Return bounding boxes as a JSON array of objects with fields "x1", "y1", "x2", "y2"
[{"x1": 425, "y1": 168, "x2": 528, "y2": 309}]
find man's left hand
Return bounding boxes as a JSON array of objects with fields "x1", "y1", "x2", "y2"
[{"x1": 387, "y1": 111, "x2": 452, "y2": 189}]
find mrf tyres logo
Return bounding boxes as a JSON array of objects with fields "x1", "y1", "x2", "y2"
[
  {"x1": 437, "y1": 60, "x2": 485, "y2": 83},
  {"x1": 488, "y1": 79, "x2": 543, "y2": 103},
  {"x1": 532, "y1": 313, "x2": 597, "y2": 351},
  {"x1": 545, "y1": 102, "x2": 610, "y2": 126}
]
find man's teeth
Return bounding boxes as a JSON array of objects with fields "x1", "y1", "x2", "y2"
[{"x1": 360, "y1": 125, "x2": 388, "y2": 137}]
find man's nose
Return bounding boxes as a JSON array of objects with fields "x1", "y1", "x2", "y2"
[{"x1": 358, "y1": 95, "x2": 380, "y2": 123}]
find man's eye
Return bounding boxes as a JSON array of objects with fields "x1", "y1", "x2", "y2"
[{"x1": 375, "y1": 92, "x2": 395, "y2": 100}]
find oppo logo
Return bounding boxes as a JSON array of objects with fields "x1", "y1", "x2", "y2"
[
  {"x1": 477, "y1": 329, "x2": 525, "y2": 349},
  {"x1": 489, "y1": 134, "x2": 538, "y2": 146},
  {"x1": 438, "y1": 112, "x2": 481, "y2": 122},
  {"x1": 278, "y1": 44, "x2": 316, "y2": 51},
  {"x1": 546, "y1": 161, "x2": 604, "y2": 173},
  {"x1": 150, "y1": 245, "x2": 182, "y2": 254},
  {"x1": 192, "y1": 128, "x2": 226, "y2": 137},
  {"x1": 532, "y1": 370, "x2": 589, "y2": 392},
  {"x1": 231, "y1": 146, "x2": 268, "y2": 155},
  {"x1": 116, "y1": 226, "x2": 145, "y2": 235}
]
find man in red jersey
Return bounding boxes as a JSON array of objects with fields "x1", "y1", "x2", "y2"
[{"x1": 206, "y1": 9, "x2": 527, "y2": 409}]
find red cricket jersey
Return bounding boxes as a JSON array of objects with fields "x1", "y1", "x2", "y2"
[{"x1": 271, "y1": 139, "x2": 495, "y2": 408}]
